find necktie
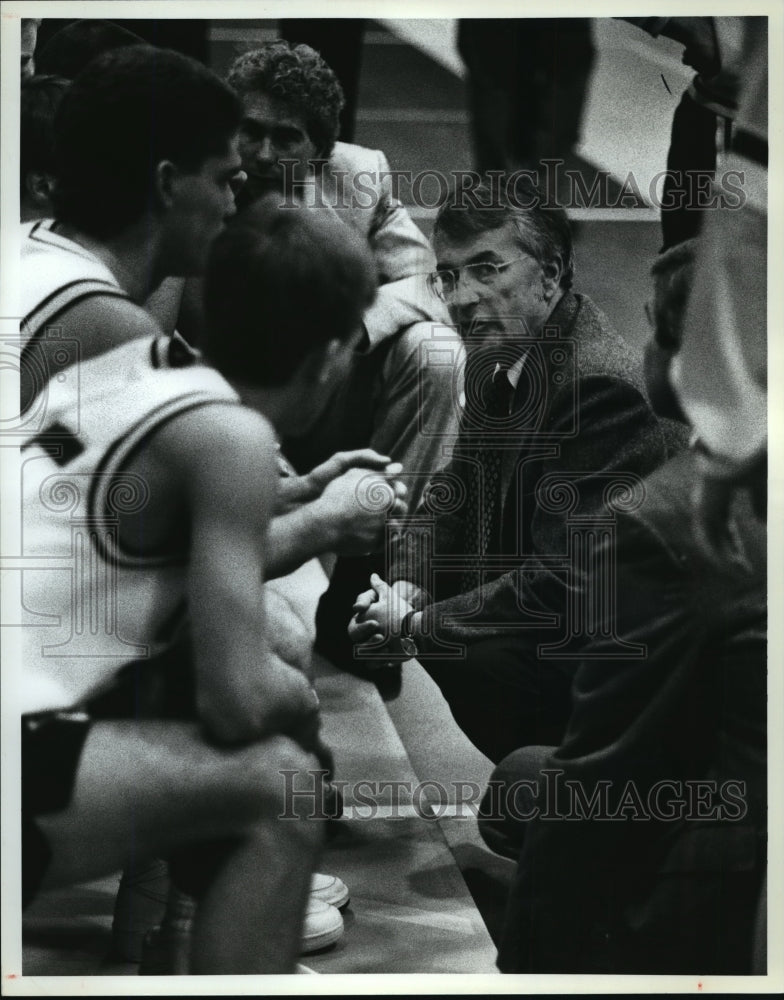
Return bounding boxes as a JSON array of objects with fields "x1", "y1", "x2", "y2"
[
  {"x1": 459, "y1": 369, "x2": 514, "y2": 593},
  {"x1": 484, "y1": 368, "x2": 515, "y2": 418}
]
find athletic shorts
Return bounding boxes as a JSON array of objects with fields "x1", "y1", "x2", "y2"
[
  {"x1": 22, "y1": 710, "x2": 92, "y2": 907},
  {"x1": 21, "y1": 635, "x2": 200, "y2": 907}
]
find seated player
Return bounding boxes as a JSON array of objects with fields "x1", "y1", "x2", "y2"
[
  {"x1": 19, "y1": 44, "x2": 243, "y2": 413},
  {"x1": 19, "y1": 44, "x2": 404, "y2": 595},
  {"x1": 15, "y1": 44, "x2": 399, "y2": 971},
  {"x1": 20, "y1": 190, "x2": 383, "y2": 973}
]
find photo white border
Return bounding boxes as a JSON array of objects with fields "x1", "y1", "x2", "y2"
[{"x1": 2, "y1": 0, "x2": 782, "y2": 994}]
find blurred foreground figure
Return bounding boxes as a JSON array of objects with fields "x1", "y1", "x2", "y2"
[
  {"x1": 487, "y1": 239, "x2": 766, "y2": 974},
  {"x1": 671, "y1": 18, "x2": 767, "y2": 565},
  {"x1": 18, "y1": 46, "x2": 379, "y2": 974}
]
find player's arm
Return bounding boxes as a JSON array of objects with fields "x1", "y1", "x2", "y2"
[
  {"x1": 266, "y1": 463, "x2": 407, "y2": 579},
  {"x1": 158, "y1": 403, "x2": 319, "y2": 745}
]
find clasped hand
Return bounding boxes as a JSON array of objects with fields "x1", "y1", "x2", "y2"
[
  {"x1": 347, "y1": 573, "x2": 414, "y2": 658},
  {"x1": 316, "y1": 456, "x2": 408, "y2": 555}
]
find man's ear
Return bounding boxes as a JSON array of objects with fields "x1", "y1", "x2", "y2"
[
  {"x1": 541, "y1": 258, "x2": 562, "y2": 301},
  {"x1": 25, "y1": 171, "x2": 55, "y2": 208},
  {"x1": 318, "y1": 338, "x2": 346, "y2": 385},
  {"x1": 300, "y1": 338, "x2": 344, "y2": 386},
  {"x1": 154, "y1": 160, "x2": 179, "y2": 210}
]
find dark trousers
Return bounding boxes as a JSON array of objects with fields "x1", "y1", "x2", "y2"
[
  {"x1": 458, "y1": 18, "x2": 594, "y2": 173},
  {"x1": 420, "y1": 637, "x2": 575, "y2": 764},
  {"x1": 661, "y1": 89, "x2": 718, "y2": 250}
]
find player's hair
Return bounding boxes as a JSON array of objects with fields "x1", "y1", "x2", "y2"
[
  {"x1": 204, "y1": 195, "x2": 376, "y2": 386},
  {"x1": 650, "y1": 238, "x2": 698, "y2": 351},
  {"x1": 51, "y1": 45, "x2": 241, "y2": 239},
  {"x1": 434, "y1": 177, "x2": 575, "y2": 290},
  {"x1": 35, "y1": 19, "x2": 144, "y2": 79},
  {"x1": 227, "y1": 41, "x2": 344, "y2": 158},
  {"x1": 21, "y1": 75, "x2": 70, "y2": 193}
]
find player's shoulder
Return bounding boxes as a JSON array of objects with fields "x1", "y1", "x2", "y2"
[
  {"x1": 184, "y1": 400, "x2": 277, "y2": 453},
  {"x1": 42, "y1": 294, "x2": 164, "y2": 370},
  {"x1": 62, "y1": 294, "x2": 162, "y2": 343},
  {"x1": 154, "y1": 397, "x2": 278, "y2": 482}
]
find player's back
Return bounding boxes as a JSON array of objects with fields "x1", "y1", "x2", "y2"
[{"x1": 19, "y1": 335, "x2": 239, "y2": 715}]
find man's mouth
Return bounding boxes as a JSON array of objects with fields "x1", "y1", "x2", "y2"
[{"x1": 458, "y1": 317, "x2": 500, "y2": 336}]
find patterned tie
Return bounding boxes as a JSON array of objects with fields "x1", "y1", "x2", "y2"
[{"x1": 459, "y1": 369, "x2": 514, "y2": 593}]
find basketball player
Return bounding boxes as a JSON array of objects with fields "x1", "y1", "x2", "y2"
[
  {"x1": 15, "y1": 43, "x2": 393, "y2": 973},
  {"x1": 20, "y1": 188, "x2": 386, "y2": 973}
]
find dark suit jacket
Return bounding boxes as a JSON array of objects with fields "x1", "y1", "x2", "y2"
[
  {"x1": 497, "y1": 450, "x2": 767, "y2": 974},
  {"x1": 389, "y1": 290, "x2": 675, "y2": 654}
]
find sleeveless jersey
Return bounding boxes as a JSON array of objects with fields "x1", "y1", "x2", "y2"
[
  {"x1": 19, "y1": 335, "x2": 240, "y2": 715},
  {"x1": 20, "y1": 219, "x2": 129, "y2": 349}
]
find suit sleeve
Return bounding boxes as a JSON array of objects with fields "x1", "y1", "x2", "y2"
[
  {"x1": 361, "y1": 150, "x2": 451, "y2": 344},
  {"x1": 414, "y1": 375, "x2": 667, "y2": 652}
]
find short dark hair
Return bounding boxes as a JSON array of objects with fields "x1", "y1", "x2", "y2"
[
  {"x1": 203, "y1": 195, "x2": 376, "y2": 386},
  {"x1": 650, "y1": 238, "x2": 698, "y2": 351},
  {"x1": 227, "y1": 42, "x2": 344, "y2": 158},
  {"x1": 35, "y1": 19, "x2": 144, "y2": 79},
  {"x1": 434, "y1": 177, "x2": 575, "y2": 290},
  {"x1": 21, "y1": 75, "x2": 70, "y2": 192},
  {"x1": 51, "y1": 45, "x2": 241, "y2": 239}
]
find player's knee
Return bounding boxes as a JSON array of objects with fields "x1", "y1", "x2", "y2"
[{"x1": 219, "y1": 736, "x2": 321, "y2": 826}]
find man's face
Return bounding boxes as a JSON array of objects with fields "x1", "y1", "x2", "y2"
[
  {"x1": 21, "y1": 20, "x2": 38, "y2": 79},
  {"x1": 433, "y1": 220, "x2": 555, "y2": 360},
  {"x1": 236, "y1": 91, "x2": 318, "y2": 204},
  {"x1": 165, "y1": 138, "x2": 243, "y2": 275}
]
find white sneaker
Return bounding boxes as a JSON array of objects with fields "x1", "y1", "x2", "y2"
[
  {"x1": 309, "y1": 872, "x2": 349, "y2": 910},
  {"x1": 301, "y1": 897, "x2": 344, "y2": 954}
]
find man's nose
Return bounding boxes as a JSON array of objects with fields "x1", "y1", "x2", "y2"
[
  {"x1": 255, "y1": 136, "x2": 275, "y2": 164},
  {"x1": 451, "y1": 271, "x2": 481, "y2": 309}
]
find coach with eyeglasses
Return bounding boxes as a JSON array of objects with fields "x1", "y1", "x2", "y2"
[{"x1": 350, "y1": 179, "x2": 675, "y2": 762}]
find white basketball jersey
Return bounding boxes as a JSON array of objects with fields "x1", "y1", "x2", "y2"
[
  {"x1": 20, "y1": 219, "x2": 129, "y2": 348},
  {"x1": 20, "y1": 336, "x2": 240, "y2": 714}
]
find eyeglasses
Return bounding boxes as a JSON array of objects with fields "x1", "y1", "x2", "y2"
[{"x1": 426, "y1": 257, "x2": 524, "y2": 301}]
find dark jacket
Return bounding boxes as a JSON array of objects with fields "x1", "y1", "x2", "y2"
[
  {"x1": 497, "y1": 450, "x2": 767, "y2": 974},
  {"x1": 389, "y1": 291, "x2": 675, "y2": 654}
]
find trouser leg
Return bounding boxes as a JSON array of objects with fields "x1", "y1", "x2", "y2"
[{"x1": 419, "y1": 636, "x2": 574, "y2": 763}]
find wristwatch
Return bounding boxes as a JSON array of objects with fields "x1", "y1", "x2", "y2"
[{"x1": 400, "y1": 610, "x2": 418, "y2": 659}]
